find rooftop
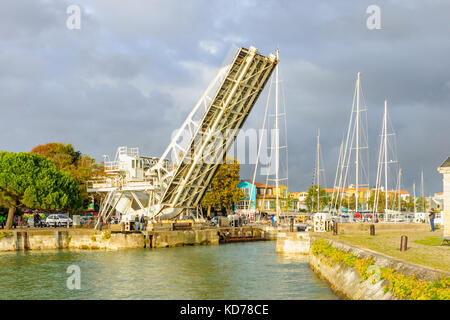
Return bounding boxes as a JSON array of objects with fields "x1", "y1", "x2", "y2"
[{"x1": 439, "y1": 157, "x2": 450, "y2": 168}]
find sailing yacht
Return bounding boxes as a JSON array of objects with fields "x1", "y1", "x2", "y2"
[
  {"x1": 312, "y1": 129, "x2": 332, "y2": 231},
  {"x1": 311, "y1": 129, "x2": 328, "y2": 212},
  {"x1": 414, "y1": 170, "x2": 428, "y2": 223},
  {"x1": 247, "y1": 49, "x2": 289, "y2": 227},
  {"x1": 373, "y1": 100, "x2": 401, "y2": 222},
  {"x1": 331, "y1": 72, "x2": 370, "y2": 222}
]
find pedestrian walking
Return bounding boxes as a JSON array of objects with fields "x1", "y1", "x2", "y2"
[
  {"x1": 429, "y1": 208, "x2": 436, "y2": 232},
  {"x1": 134, "y1": 215, "x2": 139, "y2": 231},
  {"x1": 98, "y1": 215, "x2": 103, "y2": 231},
  {"x1": 140, "y1": 214, "x2": 145, "y2": 231}
]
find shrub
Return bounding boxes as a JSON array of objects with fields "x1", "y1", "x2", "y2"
[
  {"x1": 102, "y1": 231, "x2": 111, "y2": 240},
  {"x1": 311, "y1": 239, "x2": 450, "y2": 300}
]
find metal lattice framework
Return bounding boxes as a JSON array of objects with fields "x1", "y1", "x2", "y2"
[
  {"x1": 88, "y1": 46, "x2": 278, "y2": 223},
  {"x1": 149, "y1": 46, "x2": 278, "y2": 210}
]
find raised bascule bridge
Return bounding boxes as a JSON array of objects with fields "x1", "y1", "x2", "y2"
[{"x1": 87, "y1": 46, "x2": 278, "y2": 229}]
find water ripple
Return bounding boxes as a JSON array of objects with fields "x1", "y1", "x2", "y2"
[{"x1": 0, "y1": 242, "x2": 337, "y2": 300}]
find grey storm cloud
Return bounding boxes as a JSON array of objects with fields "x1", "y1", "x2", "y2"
[{"x1": 0, "y1": 0, "x2": 449, "y2": 196}]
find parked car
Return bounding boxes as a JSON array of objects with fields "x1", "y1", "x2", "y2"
[
  {"x1": 27, "y1": 217, "x2": 35, "y2": 228},
  {"x1": 27, "y1": 216, "x2": 48, "y2": 228},
  {"x1": 210, "y1": 216, "x2": 220, "y2": 226},
  {"x1": 228, "y1": 214, "x2": 241, "y2": 227},
  {"x1": 47, "y1": 214, "x2": 73, "y2": 227},
  {"x1": 391, "y1": 216, "x2": 406, "y2": 223},
  {"x1": 80, "y1": 216, "x2": 93, "y2": 225},
  {"x1": 108, "y1": 217, "x2": 119, "y2": 224}
]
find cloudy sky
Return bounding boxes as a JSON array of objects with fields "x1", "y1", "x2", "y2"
[{"x1": 1, "y1": 0, "x2": 449, "y2": 196}]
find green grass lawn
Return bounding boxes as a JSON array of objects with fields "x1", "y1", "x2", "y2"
[
  {"x1": 321, "y1": 229, "x2": 450, "y2": 272},
  {"x1": 414, "y1": 236, "x2": 444, "y2": 247}
]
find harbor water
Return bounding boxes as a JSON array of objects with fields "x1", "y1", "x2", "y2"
[{"x1": 0, "y1": 241, "x2": 337, "y2": 299}]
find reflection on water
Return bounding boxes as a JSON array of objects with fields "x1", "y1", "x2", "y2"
[
  {"x1": 0, "y1": 241, "x2": 337, "y2": 300},
  {"x1": 276, "y1": 253, "x2": 310, "y2": 264}
]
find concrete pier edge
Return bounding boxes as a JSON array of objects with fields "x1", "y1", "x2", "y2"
[
  {"x1": 275, "y1": 230, "x2": 449, "y2": 299},
  {"x1": 0, "y1": 226, "x2": 271, "y2": 252}
]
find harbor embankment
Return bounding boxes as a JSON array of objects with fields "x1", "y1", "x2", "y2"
[
  {"x1": 274, "y1": 225, "x2": 450, "y2": 300},
  {"x1": 308, "y1": 237, "x2": 449, "y2": 300},
  {"x1": 0, "y1": 226, "x2": 271, "y2": 252}
]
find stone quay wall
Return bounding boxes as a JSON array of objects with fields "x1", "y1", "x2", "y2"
[
  {"x1": 308, "y1": 237, "x2": 450, "y2": 300},
  {"x1": 0, "y1": 230, "x2": 144, "y2": 251},
  {"x1": 308, "y1": 252, "x2": 396, "y2": 300},
  {"x1": 275, "y1": 232, "x2": 310, "y2": 254},
  {"x1": 0, "y1": 226, "x2": 270, "y2": 252},
  {"x1": 147, "y1": 229, "x2": 219, "y2": 248}
]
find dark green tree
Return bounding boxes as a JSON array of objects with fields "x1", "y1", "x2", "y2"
[
  {"x1": 416, "y1": 196, "x2": 429, "y2": 212},
  {"x1": 201, "y1": 158, "x2": 244, "y2": 216},
  {"x1": 405, "y1": 196, "x2": 415, "y2": 212},
  {"x1": 346, "y1": 194, "x2": 356, "y2": 211},
  {"x1": 305, "y1": 184, "x2": 329, "y2": 213},
  {"x1": 368, "y1": 190, "x2": 386, "y2": 213},
  {"x1": 30, "y1": 143, "x2": 104, "y2": 206},
  {"x1": 0, "y1": 151, "x2": 83, "y2": 229}
]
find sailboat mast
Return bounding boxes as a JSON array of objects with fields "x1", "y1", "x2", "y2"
[
  {"x1": 316, "y1": 129, "x2": 320, "y2": 212},
  {"x1": 413, "y1": 181, "x2": 417, "y2": 213},
  {"x1": 275, "y1": 49, "x2": 280, "y2": 222},
  {"x1": 397, "y1": 168, "x2": 402, "y2": 211},
  {"x1": 384, "y1": 100, "x2": 388, "y2": 216},
  {"x1": 355, "y1": 73, "x2": 360, "y2": 213},
  {"x1": 421, "y1": 170, "x2": 424, "y2": 212},
  {"x1": 331, "y1": 138, "x2": 344, "y2": 214}
]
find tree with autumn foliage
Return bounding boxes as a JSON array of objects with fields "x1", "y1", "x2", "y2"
[
  {"x1": 368, "y1": 189, "x2": 386, "y2": 213},
  {"x1": 201, "y1": 158, "x2": 245, "y2": 217},
  {"x1": 305, "y1": 184, "x2": 329, "y2": 213},
  {"x1": 0, "y1": 152, "x2": 82, "y2": 229},
  {"x1": 30, "y1": 143, "x2": 104, "y2": 206}
]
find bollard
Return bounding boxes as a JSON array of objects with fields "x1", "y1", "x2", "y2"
[
  {"x1": 333, "y1": 221, "x2": 338, "y2": 235},
  {"x1": 289, "y1": 218, "x2": 294, "y2": 232},
  {"x1": 400, "y1": 235, "x2": 408, "y2": 252},
  {"x1": 370, "y1": 224, "x2": 375, "y2": 236}
]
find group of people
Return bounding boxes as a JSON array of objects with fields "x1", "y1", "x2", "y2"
[
  {"x1": 6, "y1": 216, "x2": 25, "y2": 228},
  {"x1": 134, "y1": 214, "x2": 146, "y2": 231},
  {"x1": 97, "y1": 214, "x2": 146, "y2": 231},
  {"x1": 93, "y1": 209, "x2": 440, "y2": 233},
  {"x1": 33, "y1": 213, "x2": 43, "y2": 227}
]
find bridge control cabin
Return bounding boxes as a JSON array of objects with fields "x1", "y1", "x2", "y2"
[
  {"x1": 103, "y1": 146, "x2": 168, "y2": 181},
  {"x1": 87, "y1": 146, "x2": 169, "y2": 192},
  {"x1": 87, "y1": 146, "x2": 171, "y2": 229}
]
